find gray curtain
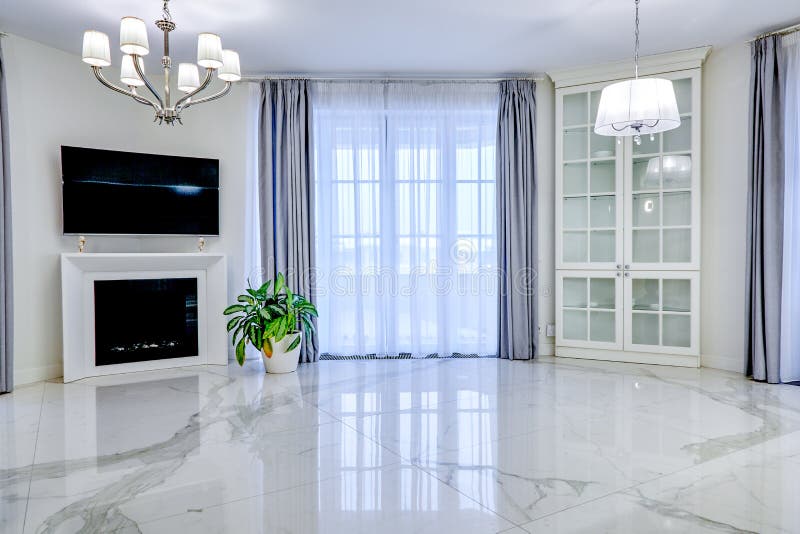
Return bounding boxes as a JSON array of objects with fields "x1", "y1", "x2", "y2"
[
  {"x1": 258, "y1": 80, "x2": 318, "y2": 363},
  {"x1": 746, "y1": 35, "x2": 785, "y2": 383},
  {"x1": 497, "y1": 80, "x2": 537, "y2": 360},
  {"x1": 0, "y1": 40, "x2": 13, "y2": 393}
]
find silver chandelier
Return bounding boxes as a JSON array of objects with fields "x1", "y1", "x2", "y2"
[{"x1": 81, "y1": 0, "x2": 241, "y2": 125}]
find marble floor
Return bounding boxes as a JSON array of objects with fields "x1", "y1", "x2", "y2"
[{"x1": 2, "y1": 357, "x2": 800, "y2": 533}]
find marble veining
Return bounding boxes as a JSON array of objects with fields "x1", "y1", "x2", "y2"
[{"x1": 1, "y1": 357, "x2": 800, "y2": 533}]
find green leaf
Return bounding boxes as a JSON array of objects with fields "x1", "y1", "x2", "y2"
[
  {"x1": 258, "y1": 280, "x2": 272, "y2": 294},
  {"x1": 286, "y1": 335, "x2": 301, "y2": 352},
  {"x1": 301, "y1": 315, "x2": 316, "y2": 334},
  {"x1": 274, "y1": 272, "x2": 285, "y2": 297},
  {"x1": 237, "y1": 295, "x2": 256, "y2": 304},
  {"x1": 223, "y1": 304, "x2": 246, "y2": 315},
  {"x1": 226, "y1": 317, "x2": 240, "y2": 332},
  {"x1": 235, "y1": 338, "x2": 246, "y2": 366}
]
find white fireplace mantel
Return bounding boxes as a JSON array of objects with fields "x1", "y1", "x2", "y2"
[{"x1": 61, "y1": 253, "x2": 228, "y2": 382}]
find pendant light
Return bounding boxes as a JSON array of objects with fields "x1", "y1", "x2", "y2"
[{"x1": 594, "y1": 0, "x2": 680, "y2": 144}]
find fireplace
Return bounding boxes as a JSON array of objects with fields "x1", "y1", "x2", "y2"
[{"x1": 93, "y1": 278, "x2": 199, "y2": 366}]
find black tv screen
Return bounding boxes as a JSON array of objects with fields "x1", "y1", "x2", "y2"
[{"x1": 61, "y1": 146, "x2": 220, "y2": 235}]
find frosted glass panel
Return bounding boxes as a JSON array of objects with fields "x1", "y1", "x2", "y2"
[
  {"x1": 590, "y1": 311, "x2": 615, "y2": 342},
  {"x1": 663, "y1": 191, "x2": 691, "y2": 226},
  {"x1": 563, "y1": 93, "x2": 587, "y2": 127},
  {"x1": 590, "y1": 231, "x2": 615, "y2": 262},
  {"x1": 633, "y1": 193, "x2": 660, "y2": 227},
  {"x1": 632, "y1": 313, "x2": 659, "y2": 345},
  {"x1": 590, "y1": 91, "x2": 601, "y2": 123},
  {"x1": 633, "y1": 157, "x2": 660, "y2": 191},
  {"x1": 563, "y1": 197, "x2": 587, "y2": 228},
  {"x1": 664, "y1": 116, "x2": 692, "y2": 152},
  {"x1": 590, "y1": 278, "x2": 615, "y2": 309},
  {"x1": 590, "y1": 161, "x2": 615, "y2": 193},
  {"x1": 663, "y1": 279, "x2": 690, "y2": 312},
  {"x1": 633, "y1": 230, "x2": 660, "y2": 262},
  {"x1": 563, "y1": 231, "x2": 588, "y2": 262},
  {"x1": 663, "y1": 229, "x2": 691, "y2": 262},
  {"x1": 673, "y1": 78, "x2": 692, "y2": 113},
  {"x1": 591, "y1": 131, "x2": 615, "y2": 158},
  {"x1": 662, "y1": 154, "x2": 692, "y2": 189},
  {"x1": 563, "y1": 310, "x2": 588, "y2": 340},
  {"x1": 564, "y1": 163, "x2": 588, "y2": 195},
  {"x1": 590, "y1": 195, "x2": 615, "y2": 227},
  {"x1": 632, "y1": 278, "x2": 660, "y2": 311},
  {"x1": 564, "y1": 128, "x2": 588, "y2": 160},
  {"x1": 663, "y1": 314, "x2": 691, "y2": 347},
  {"x1": 563, "y1": 277, "x2": 587, "y2": 308},
  {"x1": 633, "y1": 133, "x2": 660, "y2": 155}
]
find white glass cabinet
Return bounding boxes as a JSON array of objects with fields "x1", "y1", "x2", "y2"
[{"x1": 552, "y1": 48, "x2": 708, "y2": 367}]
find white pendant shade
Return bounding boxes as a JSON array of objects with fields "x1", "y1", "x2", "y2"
[
  {"x1": 119, "y1": 16, "x2": 149, "y2": 56},
  {"x1": 120, "y1": 55, "x2": 145, "y2": 86},
  {"x1": 178, "y1": 63, "x2": 201, "y2": 92},
  {"x1": 197, "y1": 33, "x2": 223, "y2": 69},
  {"x1": 82, "y1": 30, "x2": 111, "y2": 67},
  {"x1": 594, "y1": 78, "x2": 680, "y2": 137},
  {"x1": 218, "y1": 50, "x2": 241, "y2": 82}
]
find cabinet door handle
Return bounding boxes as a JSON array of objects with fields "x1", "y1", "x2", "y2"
[
  {"x1": 624, "y1": 272, "x2": 631, "y2": 278},
  {"x1": 616, "y1": 272, "x2": 621, "y2": 277},
  {"x1": 616, "y1": 264, "x2": 622, "y2": 270},
  {"x1": 624, "y1": 264, "x2": 630, "y2": 270}
]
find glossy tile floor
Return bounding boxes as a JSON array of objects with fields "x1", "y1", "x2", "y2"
[{"x1": 2, "y1": 357, "x2": 800, "y2": 533}]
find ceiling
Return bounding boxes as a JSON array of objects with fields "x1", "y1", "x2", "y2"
[{"x1": 2, "y1": 0, "x2": 799, "y2": 76}]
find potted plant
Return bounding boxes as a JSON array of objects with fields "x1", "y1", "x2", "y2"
[{"x1": 223, "y1": 273, "x2": 317, "y2": 374}]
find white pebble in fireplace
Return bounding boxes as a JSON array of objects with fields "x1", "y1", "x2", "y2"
[{"x1": 61, "y1": 253, "x2": 228, "y2": 382}]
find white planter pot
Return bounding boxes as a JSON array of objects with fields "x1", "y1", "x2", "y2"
[{"x1": 261, "y1": 332, "x2": 301, "y2": 374}]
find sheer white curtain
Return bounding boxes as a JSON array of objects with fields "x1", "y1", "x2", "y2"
[
  {"x1": 781, "y1": 34, "x2": 800, "y2": 382},
  {"x1": 312, "y1": 81, "x2": 499, "y2": 357}
]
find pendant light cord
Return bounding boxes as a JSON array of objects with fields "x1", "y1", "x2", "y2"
[{"x1": 634, "y1": 0, "x2": 640, "y2": 78}]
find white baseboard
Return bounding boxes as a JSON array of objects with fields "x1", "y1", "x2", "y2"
[
  {"x1": 15, "y1": 362, "x2": 63, "y2": 386},
  {"x1": 701, "y1": 354, "x2": 744, "y2": 373},
  {"x1": 538, "y1": 342, "x2": 555, "y2": 357}
]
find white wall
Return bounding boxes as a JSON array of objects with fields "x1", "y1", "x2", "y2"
[
  {"x1": 3, "y1": 34, "x2": 253, "y2": 385},
  {"x1": 700, "y1": 42, "x2": 751, "y2": 372},
  {"x1": 536, "y1": 78, "x2": 556, "y2": 355}
]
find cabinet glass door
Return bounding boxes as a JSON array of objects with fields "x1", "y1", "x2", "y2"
[
  {"x1": 625, "y1": 74, "x2": 699, "y2": 270},
  {"x1": 558, "y1": 87, "x2": 623, "y2": 269},
  {"x1": 556, "y1": 271, "x2": 623, "y2": 350},
  {"x1": 623, "y1": 271, "x2": 699, "y2": 355}
]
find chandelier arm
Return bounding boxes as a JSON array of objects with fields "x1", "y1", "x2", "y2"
[
  {"x1": 131, "y1": 54, "x2": 165, "y2": 110},
  {"x1": 178, "y1": 82, "x2": 232, "y2": 112},
  {"x1": 91, "y1": 67, "x2": 161, "y2": 113},
  {"x1": 174, "y1": 68, "x2": 215, "y2": 111}
]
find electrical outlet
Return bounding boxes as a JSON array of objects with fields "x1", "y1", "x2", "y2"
[{"x1": 545, "y1": 324, "x2": 555, "y2": 337}]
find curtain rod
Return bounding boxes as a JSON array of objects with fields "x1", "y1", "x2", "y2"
[
  {"x1": 237, "y1": 73, "x2": 543, "y2": 83},
  {"x1": 748, "y1": 21, "x2": 800, "y2": 42}
]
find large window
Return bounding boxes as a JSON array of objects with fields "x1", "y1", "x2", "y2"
[{"x1": 313, "y1": 82, "x2": 499, "y2": 357}]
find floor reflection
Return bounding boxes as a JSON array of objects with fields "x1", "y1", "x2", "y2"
[{"x1": 2, "y1": 359, "x2": 800, "y2": 533}]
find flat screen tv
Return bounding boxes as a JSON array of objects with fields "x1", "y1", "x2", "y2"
[{"x1": 61, "y1": 146, "x2": 220, "y2": 235}]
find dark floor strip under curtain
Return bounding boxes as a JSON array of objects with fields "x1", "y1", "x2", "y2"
[
  {"x1": 258, "y1": 80, "x2": 318, "y2": 363},
  {"x1": 497, "y1": 80, "x2": 538, "y2": 360},
  {"x1": 746, "y1": 35, "x2": 785, "y2": 383}
]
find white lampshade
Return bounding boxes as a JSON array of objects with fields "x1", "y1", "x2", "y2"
[
  {"x1": 218, "y1": 50, "x2": 241, "y2": 82},
  {"x1": 178, "y1": 63, "x2": 201, "y2": 92},
  {"x1": 120, "y1": 16, "x2": 149, "y2": 56},
  {"x1": 197, "y1": 33, "x2": 223, "y2": 69},
  {"x1": 594, "y1": 78, "x2": 680, "y2": 137},
  {"x1": 120, "y1": 55, "x2": 145, "y2": 87},
  {"x1": 82, "y1": 30, "x2": 111, "y2": 67}
]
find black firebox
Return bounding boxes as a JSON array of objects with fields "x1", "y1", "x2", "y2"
[{"x1": 94, "y1": 278, "x2": 199, "y2": 366}]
